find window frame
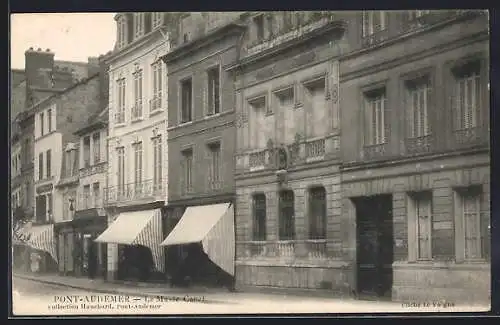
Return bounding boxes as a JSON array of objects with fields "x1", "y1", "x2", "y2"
[
  {"x1": 278, "y1": 189, "x2": 295, "y2": 241},
  {"x1": 308, "y1": 186, "x2": 327, "y2": 240},
  {"x1": 405, "y1": 75, "x2": 432, "y2": 139},
  {"x1": 115, "y1": 78, "x2": 126, "y2": 124},
  {"x1": 133, "y1": 141, "x2": 143, "y2": 190},
  {"x1": 207, "y1": 141, "x2": 221, "y2": 189},
  {"x1": 152, "y1": 136, "x2": 163, "y2": 191},
  {"x1": 362, "y1": 11, "x2": 387, "y2": 37},
  {"x1": 134, "y1": 13, "x2": 145, "y2": 39},
  {"x1": 151, "y1": 60, "x2": 163, "y2": 112},
  {"x1": 180, "y1": 77, "x2": 193, "y2": 124},
  {"x1": 252, "y1": 193, "x2": 267, "y2": 241},
  {"x1": 116, "y1": 147, "x2": 126, "y2": 195},
  {"x1": 132, "y1": 68, "x2": 143, "y2": 120},
  {"x1": 181, "y1": 148, "x2": 194, "y2": 194},
  {"x1": 451, "y1": 59, "x2": 482, "y2": 131},
  {"x1": 206, "y1": 65, "x2": 221, "y2": 116},
  {"x1": 363, "y1": 86, "x2": 388, "y2": 146},
  {"x1": 46, "y1": 149, "x2": 51, "y2": 178},
  {"x1": 92, "y1": 132, "x2": 101, "y2": 164},
  {"x1": 152, "y1": 12, "x2": 163, "y2": 29},
  {"x1": 47, "y1": 108, "x2": 52, "y2": 132},
  {"x1": 40, "y1": 112, "x2": 45, "y2": 137},
  {"x1": 38, "y1": 152, "x2": 44, "y2": 180}
]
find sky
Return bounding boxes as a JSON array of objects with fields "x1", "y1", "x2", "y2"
[{"x1": 10, "y1": 13, "x2": 117, "y2": 70}]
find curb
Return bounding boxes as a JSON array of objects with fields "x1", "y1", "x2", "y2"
[{"x1": 13, "y1": 275, "x2": 235, "y2": 305}]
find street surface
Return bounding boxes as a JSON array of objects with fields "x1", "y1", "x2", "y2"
[{"x1": 12, "y1": 278, "x2": 489, "y2": 315}]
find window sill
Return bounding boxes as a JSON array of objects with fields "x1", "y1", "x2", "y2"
[
  {"x1": 306, "y1": 156, "x2": 325, "y2": 163},
  {"x1": 149, "y1": 109, "x2": 164, "y2": 118},
  {"x1": 131, "y1": 117, "x2": 144, "y2": 124},
  {"x1": 204, "y1": 112, "x2": 221, "y2": 120},
  {"x1": 249, "y1": 166, "x2": 265, "y2": 172},
  {"x1": 114, "y1": 122, "x2": 126, "y2": 129},
  {"x1": 178, "y1": 121, "x2": 193, "y2": 127},
  {"x1": 36, "y1": 130, "x2": 57, "y2": 142}
]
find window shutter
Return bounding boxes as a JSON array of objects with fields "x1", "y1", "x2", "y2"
[
  {"x1": 365, "y1": 99, "x2": 373, "y2": 145},
  {"x1": 474, "y1": 73, "x2": 481, "y2": 128},
  {"x1": 204, "y1": 76, "x2": 209, "y2": 115},
  {"x1": 425, "y1": 84, "x2": 431, "y2": 136},
  {"x1": 382, "y1": 94, "x2": 389, "y2": 144}
]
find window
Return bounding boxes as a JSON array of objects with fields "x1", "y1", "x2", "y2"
[
  {"x1": 249, "y1": 96, "x2": 268, "y2": 150},
  {"x1": 460, "y1": 191, "x2": 485, "y2": 260},
  {"x1": 132, "y1": 69, "x2": 143, "y2": 119},
  {"x1": 406, "y1": 77, "x2": 431, "y2": 138},
  {"x1": 151, "y1": 61, "x2": 163, "y2": 112},
  {"x1": 38, "y1": 152, "x2": 44, "y2": 180},
  {"x1": 208, "y1": 142, "x2": 221, "y2": 190},
  {"x1": 153, "y1": 136, "x2": 163, "y2": 192},
  {"x1": 117, "y1": 147, "x2": 125, "y2": 195},
  {"x1": 254, "y1": 14, "x2": 264, "y2": 41},
  {"x1": 414, "y1": 192, "x2": 432, "y2": 260},
  {"x1": 133, "y1": 142, "x2": 143, "y2": 191},
  {"x1": 152, "y1": 12, "x2": 163, "y2": 29},
  {"x1": 65, "y1": 150, "x2": 72, "y2": 177},
  {"x1": 309, "y1": 187, "x2": 326, "y2": 240},
  {"x1": 276, "y1": 87, "x2": 296, "y2": 144},
  {"x1": 408, "y1": 10, "x2": 431, "y2": 20},
  {"x1": 46, "y1": 150, "x2": 51, "y2": 178},
  {"x1": 93, "y1": 183, "x2": 100, "y2": 207},
  {"x1": 252, "y1": 194, "x2": 267, "y2": 241},
  {"x1": 183, "y1": 33, "x2": 189, "y2": 43},
  {"x1": 362, "y1": 11, "x2": 387, "y2": 37},
  {"x1": 115, "y1": 79, "x2": 126, "y2": 124},
  {"x1": 364, "y1": 88, "x2": 388, "y2": 146},
  {"x1": 181, "y1": 148, "x2": 193, "y2": 194},
  {"x1": 83, "y1": 136, "x2": 91, "y2": 167},
  {"x1": 452, "y1": 60, "x2": 482, "y2": 131},
  {"x1": 47, "y1": 193, "x2": 53, "y2": 221},
  {"x1": 207, "y1": 66, "x2": 220, "y2": 115},
  {"x1": 93, "y1": 132, "x2": 101, "y2": 164},
  {"x1": 134, "y1": 13, "x2": 145, "y2": 38},
  {"x1": 117, "y1": 16, "x2": 127, "y2": 48},
  {"x1": 40, "y1": 112, "x2": 44, "y2": 137},
  {"x1": 47, "y1": 109, "x2": 52, "y2": 132},
  {"x1": 83, "y1": 184, "x2": 91, "y2": 209},
  {"x1": 36, "y1": 195, "x2": 46, "y2": 222},
  {"x1": 279, "y1": 190, "x2": 295, "y2": 240},
  {"x1": 180, "y1": 78, "x2": 193, "y2": 123}
]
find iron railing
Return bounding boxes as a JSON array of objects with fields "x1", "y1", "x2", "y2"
[
  {"x1": 237, "y1": 239, "x2": 332, "y2": 259},
  {"x1": 76, "y1": 193, "x2": 104, "y2": 210},
  {"x1": 149, "y1": 96, "x2": 163, "y2": 113},
  {"x1": 79, "y1": 161, "x2": 107, "y2": 178},
  {"x1": 104, "y1": 178, "x2": 166, "y2": 205}
]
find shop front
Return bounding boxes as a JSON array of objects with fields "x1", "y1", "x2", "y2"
[
  {"x1": 21, "y1": 223, "x2": 58, "y2": 274},
  {"x1": 96, "y1": 208, "x2": 165, "y2": 282},
  {"x1": 160, "y1": 203, "x2": 235, "y2": 290}
]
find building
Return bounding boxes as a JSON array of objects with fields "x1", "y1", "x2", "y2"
[
  {"x1": 12, "y1": 48, "x2": 103, "y2": 273},
  {"x1": 339, "y1": 10, "x2": 490, "y2": 302},
  {"x1": 97, "y1": 12, "x2": 175, "y2": 282},
  {"x1": 224, "y1": 10, "x2": 489, "y2": 303},
  {"x1": 159, "y1": 12, "x2": 244, "y2": 287},
  {"x1": 225, "y1": 11, "x2": 348, "y2": 292}
]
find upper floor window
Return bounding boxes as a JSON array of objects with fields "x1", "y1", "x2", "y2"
[
  {"x1": 309, "y1": 187, "x2": 326, "y2": 240},
  {"x1": 116, "y1": 147, "x2": 126, "y2": 194},
  {"x1": 117, "y1": 16, "x2": 127, "y2": 48},
  {"x1": 207, "y1": 142, "x2": 221, "y2": 190},
  {"x1": 83, "y1": 136, "x2": 91, "y2": 167},
  {"x1": 93, "y1": 132, "x2": 101, "y2": 164},
  {"x1": 452, "y1": 60, "x2": 482, "y2": 131},
  {"x1": 47, "y1": 108, "x2": 52, "y2": 132},
  {"x1": 406, "y1": 76, "x2": 432, "y2": 139},
  {"x1": 362, "y1": 11, "x2": 387, "y2": 37},
  {"x1": 364, "y1": 87, "x2": 388, "y2": 146},
  {"x1": 151, "y1": 61, "x2": 163, "y2": 112},
  {"x1": 46, "y1": 149, "x2": 51, "y2": 178},
  {"x1": 152, "y1": 136, "x2": 162, "y2": 191},
  {"x1": 279, "y1": 190, "x2": 295, "y2": 240},
  {"x1": 65, "y1": 148, "x2": 78, "y2": 177},
  {"x1": 252, "y1": 193, "x2": 267, "y2": 241},
  {"x1": 39, "y1": 112, "x2": 45, "y2": 137},
  {"x1": 408, "y1": 10, "x2": 431, "y2": 21},
  {"x1": 180, "y1": 78, "x2": 193, "y2": 123},
  {"x1": 152, "y1": 12, "x2": 163, "y2": 29},
  {"x1": 134, "y1": 13, "x2": 145, "y2": 39},
  {"x1": 253, "y1": 14, "x2": 265, "y2": 41},
  {"x1": 248, "y1": 96, "x2": 268, "y2": 150},
  {"x1": 207, "y1": 66, "x2": 220, "y2": 116},
  {"x1": 38, "y1": 152, "x2": 44, "y2": 180},
  {"x1": 181, "y1": 148, "x2": 193, "y2": 194},
  {"x1": 115, "y1": 78, "x2": 126, "y2": 124},
  {"x1": 132, "y1": 69, "x2": 143, "y2": 120},
  {"x1": 133, "y1": 142, "x2": 143, "y2": 188}
]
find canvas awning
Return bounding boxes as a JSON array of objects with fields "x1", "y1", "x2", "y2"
[
  {"x1": 94, "y1": 209, "x2": 164, "y2": 271},
  {"x1": 21, "y1": 224, "x2": 58, "y2": 263},
  {"x1": 160, "y1": 203, "x2": 235, "y2": 276}
]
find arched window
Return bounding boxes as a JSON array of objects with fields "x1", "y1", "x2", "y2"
[
  {"x1": 309, "y1": 187, "x2": 326, "y2": 239},
  {"x1": 252, "y1": 193, "x2": 266, "y2": 241},
  {"x1": 279, "y1": 190, "x2": 295, "y2": 240}
]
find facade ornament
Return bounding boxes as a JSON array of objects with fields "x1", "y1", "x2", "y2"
[
  {"x1": 152, "y1": 127, "x2": 160, "y2": 137},
  {"x1": 115, "y1": 138, "x2": 121, "y2": 147},
  {"x1": 331, "y1": 86, "x2": 339, "y2": 104}
]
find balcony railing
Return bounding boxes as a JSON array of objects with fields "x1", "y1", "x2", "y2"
[
  {"x1": 363, "y1": 143, "x2": 388, "y2": 160},
  {"x1": 405, "y1": 135, "x2": 433, "y2": 155},
  {"x1": 131, "y1": 103, "x2": 143, "y2": 121},
  {"x1": 238, "y1": 239, "x2": 332, "y2": 259},
  {"x1": 361, "y1": 28, "x2": 389, "y2": 47},
  {"x1": 208, "y1": 178, "x2": 223, "y2": 191},
  {"x1": 79, "y1": 161, "x2": 107, "y2": 178},
  {"x1": 114, "y1": 111, "x2": 125, "y2": 125},
  {"x1": 149, "y1": 96, "x2": 163, "y2": 113},
  {"x1": 305, "y1": 138, "x2": 326, "y2": 162},
  {"x1": 249, "y1": 150, "x2": 267, "y2": 171},
  {"x1": 76, "y1": 194, "x2": 104, "y2": 211},
  {"x1": 453, "y1": 127, "x2": 489, "y2": 149},
  {"x1": 104, "y1": 178, "x2": 166, "y2": 205}
]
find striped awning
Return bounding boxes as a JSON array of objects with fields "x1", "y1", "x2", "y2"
[
  {"x1": 160, "y1": 203, "x2": 235, "y2": 276},
  {"x1": 95, "y1": 209, "x2": 164, "y2": 272},
  {"x1": 12, "y1": 223, "x2": 32, "y2": 245},
  {"x1": 25, "y1": 224, "x2": 58, "y2": 263}
]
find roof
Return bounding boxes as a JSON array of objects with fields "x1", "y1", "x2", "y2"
[{"x1": 73, "y1": 106, "x2": 109, "y2": 136}]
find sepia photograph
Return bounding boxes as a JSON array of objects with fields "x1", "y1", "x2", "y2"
[{"x1": 9, "y1": 10, "x2": 491, "y2": 316}]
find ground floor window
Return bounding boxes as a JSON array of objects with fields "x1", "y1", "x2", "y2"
[{"x1": 279, "y1": 190, "x2": 295, "y2": 240}]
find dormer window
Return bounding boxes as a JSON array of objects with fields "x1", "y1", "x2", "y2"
[
  {"x1": 117, "y1": 15, "x2": 127, "y2": 48},
  {"x1": 134, "y1": 13, "x2": 145, "y2": 39},
  {"x1": 152, "y1": 12, "x2": 163, "y2": 29}
]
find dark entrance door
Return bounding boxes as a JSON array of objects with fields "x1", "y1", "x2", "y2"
[{"x1": 354, "y1": 194, "x2": 393, "y2": 299}]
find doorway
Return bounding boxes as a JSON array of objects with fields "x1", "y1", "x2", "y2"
[{"x1": 354, "y1": 194, "x2": 394, "y2": 299}]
